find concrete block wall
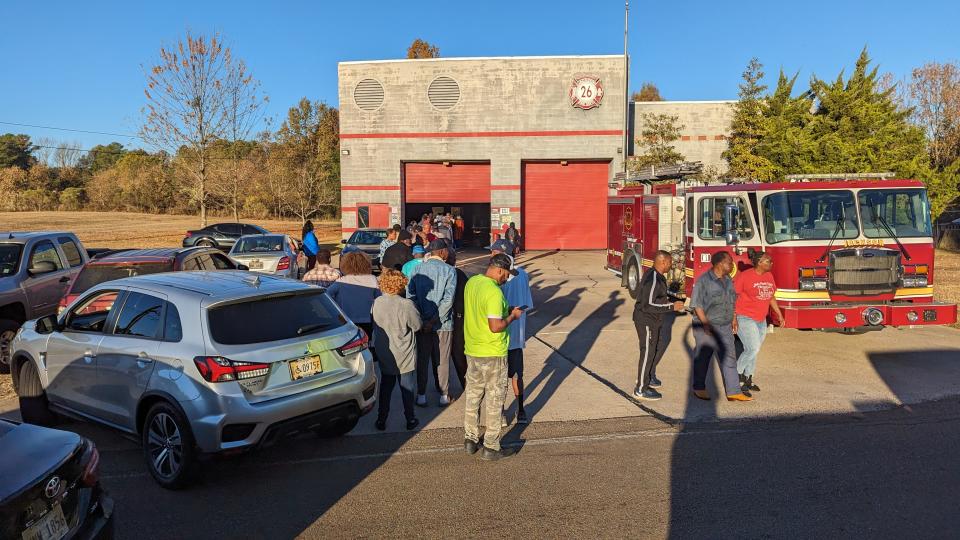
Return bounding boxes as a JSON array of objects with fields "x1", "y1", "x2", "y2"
[
  {"x1": 338, "y1": 55, "x2": 629, "y2": 235},
  {"x1": 631, "y1": 101, "x2": 735, "y2": 172}
]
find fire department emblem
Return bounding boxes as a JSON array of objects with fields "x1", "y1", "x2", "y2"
[
  {"x1": 623, "y1": 206, "x2": 633, "y2": 233},
  {"x1": 569, "y1": 75, "x2": 604, "y2": 110}
]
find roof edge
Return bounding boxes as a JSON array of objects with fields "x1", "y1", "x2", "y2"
[{"x1": 339, "y1": 54, "x2": 625, "y2": 66}]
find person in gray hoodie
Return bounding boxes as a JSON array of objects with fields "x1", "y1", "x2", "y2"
[{"x1": 372, "y1": 269, "x2": 423, "y2": 431}]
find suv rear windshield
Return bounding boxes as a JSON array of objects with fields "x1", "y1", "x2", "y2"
[
  {"x1": 234, "y1": 235, "x2": 286, "y2": 253},
  {"x1": 208, "y1": 290, "x2": 346, "y2": 345},
  {"x1": 72, "y1": 262, "x2": 173, "y2": 295},
  {"x1": 0, "y1": 244, "x2": 22, "y2": 277}
]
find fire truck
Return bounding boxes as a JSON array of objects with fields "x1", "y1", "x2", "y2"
[{"x1": 606, "y1": 173, "x2": 958, "y2": 330}]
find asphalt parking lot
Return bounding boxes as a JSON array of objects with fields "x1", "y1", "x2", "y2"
[{"x1": 3, "y1": 249, "x2": 960, "y2": 538}]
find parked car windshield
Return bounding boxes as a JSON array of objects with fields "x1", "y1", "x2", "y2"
[
  {"x1": 72, "y1": 262, "x2": 173, "y2": 294},
  {"x1": 348, "y1": 230, "x2": 387, "y2": 244},
  {"x1": 234, "y1": 235, "x2": 287, "y2": 253},
  {"x1": 0, "y1": 244, "x2": 22, "y2": 277},
  {"x1": 762, "y1": 190, "x2": 859, "y2": 244},
  {"x1": 859, "y1": 188, "x2": 932, "y2": 239},
  {"x1": 208, "y1": 290, "x2": 346, "y2": 345}
]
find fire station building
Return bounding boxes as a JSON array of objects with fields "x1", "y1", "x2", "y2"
[{"x1": 337, "y1": 54, "x2": 733, "y2": 250}]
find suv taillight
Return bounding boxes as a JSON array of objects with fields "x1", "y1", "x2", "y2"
[
  {"x1": 336, "y1": 330, "x2": 369, "y2": 357},
  {"x1": 81, "y1": 443, "x2": 100, "y2": 487},
  {"x1": 193, "y1": 356, "x2": 270, "y2": 383},
  {"x1": 185, "y1": 231, "x2": 193, "y2": 238},
  {"x1": 277, "y1": 256, "x2": 291, "y2": 271}
]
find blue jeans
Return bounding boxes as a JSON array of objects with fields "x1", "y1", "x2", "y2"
[
  {"x1": 692, "y1": 323, "x2": 741, "y2": 397},
  {"x1": 736, "y1": 315, "x2": 768, "y2": 377}
]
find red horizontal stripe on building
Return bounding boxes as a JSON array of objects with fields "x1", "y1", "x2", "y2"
[
  {"x1": 340, "y1": 185, "x2": 399, "y2": 190},
  {"x1": 340, "y1": 129, "x2": 622, "y2": 139}
]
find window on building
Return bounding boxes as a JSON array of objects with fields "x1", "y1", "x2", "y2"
[
  {"x1": 697, "y1": 197, "x2": 753, "y2": 241},
  {"x1": 357, "y1": 206, "x2": 370, "y2": 229}
]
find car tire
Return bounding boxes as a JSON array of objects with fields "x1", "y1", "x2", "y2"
[
  {"x1": 197, "y1": 239, "x2": 216, "y2": 249},
  {"x1": 0, "y1": 318, "x2": 20, "y2": 374},
  {"x1": 17, "y1": 361, "x2": 58, "y2": 426},
  {"x1": 625, "y1": 258, "x2": 642, "y2": 300},
  {"x1": 142, "y1": 401, "x2": 199, "y2": 490},
  {"x1": 313, "y1": 415, "x2": 360, "y2": 438}
]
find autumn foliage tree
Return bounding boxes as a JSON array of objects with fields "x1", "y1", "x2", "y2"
[
  {"x1": 630, "y1": 113, "x2": 685, "y2": 171},
  {"x1": 631, "y1": 82, "x2": 663, "y2": 102},
  {"x1": 141, "y1": 31, "x2": 264, "y2": 226},
  {"x1": 407, "y1": 39, "x2": 440, "y2": 59}
]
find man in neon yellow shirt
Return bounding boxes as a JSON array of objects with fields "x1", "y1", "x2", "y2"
[{"x1": 463, "y1": 254, "x2": 524, "y2": 461}]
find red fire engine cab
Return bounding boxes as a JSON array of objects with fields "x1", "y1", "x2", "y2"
[{"x1": 606, "y1": 176, "x2": 957, "y2": 330}]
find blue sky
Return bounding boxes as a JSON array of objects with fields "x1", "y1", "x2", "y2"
[{"x1": 1, "y1": 0, "x2": 957, "y2": 152}]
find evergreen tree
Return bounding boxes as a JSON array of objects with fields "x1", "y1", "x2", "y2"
[
  {"x1": 723, "y1": 58, "x2": 777, "y2": 181},
  {"x1": 630, "y1": 113, "x2": 685, "y2": 171},
  {"x1": 754, "y1": 71, "x2": 812, "y2": 178}
]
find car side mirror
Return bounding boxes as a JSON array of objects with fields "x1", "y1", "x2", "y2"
[
  {"x1": 340, "y1": 239, "x2": 347, "y2": 244},
  {"x1": 724, "y1": 230, "x2": 740, "y2": 246},
  {"x1": 28, "y1": 260, "x2": 57, "y2": 276},
  {"x1": 723, "y1": 204, "x2": 741, "y2": 246},
  {"x1": 237, "y1": 264, "x2": 249, "y2": 271},
  {"x1": 35, "y1": 315, "x2": 61, "y2": 334}
]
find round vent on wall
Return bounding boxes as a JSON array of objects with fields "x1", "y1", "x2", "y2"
[
  {"x1": 427, "y1": 76, "x2": 460, "y2": 110},
  {"x1": 354, "y1": 79, "x2": 384, "y2": 111}
]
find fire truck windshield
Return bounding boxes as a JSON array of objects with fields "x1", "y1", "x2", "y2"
[
  {"x1": 762, "y1": 190, "x2": 859, "y2": 244},
  {"x1": 858, "y1": 188, "x2": 932, "y2": 238}
]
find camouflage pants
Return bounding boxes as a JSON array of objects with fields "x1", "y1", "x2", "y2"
[{"x1": 463, "y1": 355, "x2": 509, "y2": 451}]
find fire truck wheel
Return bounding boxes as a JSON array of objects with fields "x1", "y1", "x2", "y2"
[{"x1": 626, "y1": 258, "x2": 641, "y2": 300}]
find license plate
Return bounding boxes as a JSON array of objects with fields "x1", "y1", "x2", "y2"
[
  {"x1": 248, "y1": 259, "x2": 263, "y2": 269},
  {"x1": 22, "y1": 503, "x2": 69, "y2": 540},
  {"x1": 289, "y1": 355, "x2": 323, "y2": 380}
]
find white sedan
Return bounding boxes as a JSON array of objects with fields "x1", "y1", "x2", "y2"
[{"x1": 228, "y1": 234, "x2": 300, "y2": 279}]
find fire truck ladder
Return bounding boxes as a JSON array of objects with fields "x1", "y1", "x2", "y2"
[
  {"x1": 784, "y1": 172, "x2": 895, "y2": 182},
  {"x1": 615, "y1": 161, "x2": 703, "y2": 186}
]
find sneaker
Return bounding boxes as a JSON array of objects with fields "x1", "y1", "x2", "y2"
[
  {"x1": 374, "y1": 418, "x2": 386, "y2": 431},
  {"x1": 726, "y1": 393, "x2": 753, "y2": 402},
  {"x1": 406, "y1": 418, "x2": 420, "y2": 430},
  {"x1": 464, "y1": 439, "x2": 480, "y2": 455},
  {"x1": 480, "y1": 446, "x2": 516, "y2": 461},
  {"x1": 634, "y1": 387, "x2": 662, "y2": 401},
  {"x1": 740, "y1": 386, "x2": 753, "y2": 398},
  {"x1": 747, "y1": 375, "x2": 760, "y2": 392},
  {"x1": 416, "y1": 394, "x2": 427, "y2": 407},
  {"x1": 439, "y1": 394, "x2": 451, "y2": 407},
  {"x1": 739, "y1": 373, "x2": 748, "y2": 386},
  {"x1": 692, "y1": 389, "x2": 711, "y2": 401},
  {"x1": 649, "y1": 375, "x2": 662, "y2": 388},
  {"x1": 516, "y1": 410, "x2": 530, "y2": 424}
]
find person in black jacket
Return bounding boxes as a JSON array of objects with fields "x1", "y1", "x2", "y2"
[
  {"x1": 381, "y1": 230, "x2": 414, "y2": 271},
  {"x1": 633, "y1": 250, "x2": 685, "y2": 401}
]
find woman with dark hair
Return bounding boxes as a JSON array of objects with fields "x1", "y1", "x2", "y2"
[
  {"x1": 301, "y1": 220, "x2": 319, "y2": 272},
  {"x1": 326, "y1": 252, "x2": 379, "y2": 338},
  {"x1": 734, "y1": 251, "x2": 784, "y2": 396}
]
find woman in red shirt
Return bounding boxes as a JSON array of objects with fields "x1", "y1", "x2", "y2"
[{"x1": 733, "y1": 252, "x2": 784, "y2": 396}]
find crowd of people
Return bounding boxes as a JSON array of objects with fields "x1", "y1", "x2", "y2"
[
  {"x1": 632, "y1": 248, "x2": 781, "y2": 403},
  {"x1": 301, "y1": 212, "x2": 530, "y2": 461}
]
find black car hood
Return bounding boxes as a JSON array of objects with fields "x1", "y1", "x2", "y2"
[{"x1": 0, "y1": 421, "x2": 82, "y2": 503}]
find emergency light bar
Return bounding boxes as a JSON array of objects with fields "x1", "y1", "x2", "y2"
[{"x1": 785, "y1": 172, "x2": 895, "y2": 182}]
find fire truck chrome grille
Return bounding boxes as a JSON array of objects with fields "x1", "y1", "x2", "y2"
[{"x1": 828, "y1": 248, "x2": 900, "y2": 296}]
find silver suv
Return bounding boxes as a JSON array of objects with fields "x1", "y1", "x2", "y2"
[{"x1": 10, "y1": 271, "x2": 376, "y2": 489}]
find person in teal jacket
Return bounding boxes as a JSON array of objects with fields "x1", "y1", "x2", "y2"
[{"x1": 402, "y1": 245, "x2": 427, "y2": 277}]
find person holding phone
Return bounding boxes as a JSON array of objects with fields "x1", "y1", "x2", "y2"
[
  {"x1": 463, "y1": 253, "x2": 523, "y2": 461},
  {"x1": 734, "y1": 251, "x2": 783, "y2": 396},
  {"x1": 633, "y1": 250, "x2": 686, "y2": 401}
]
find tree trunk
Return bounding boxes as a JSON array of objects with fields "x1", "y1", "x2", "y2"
[{"x1": 199, "y1": 155, "x2": 208, "y2": 227}]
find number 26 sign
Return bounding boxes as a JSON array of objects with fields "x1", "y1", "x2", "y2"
[{"x1": 569, "y1": 75, "x2": 604, "y2": 110}]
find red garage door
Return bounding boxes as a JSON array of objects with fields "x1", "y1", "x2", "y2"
[
  {"x1": 404, "y1": 162, "x2": 490, "y2": 203},
  {"x1": 523, "y1": 161, "x2": 610, "y2": 250}
]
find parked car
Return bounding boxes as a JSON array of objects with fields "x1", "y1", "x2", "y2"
[
  {"x1": 341, "y1": 228, "x2": 388, "y2": 272},
  {"x1": 59, "y1": 247, "x2": 244, "y2": 312},
  {"x1": 228, "y1": 234, "x2": 299, "y2": 279},
  {"x1": 11, "y1": 271, "x2": 377, "y2": 489},
  {"x1": 0, "y1": 232, "x2": 90, "y2": 374},
  {"x1": 182, "y1": 223, "x2": 269, "y2": 251},
  {"x1": 0, "y1": 418, "x2": 114, "y2": 539}
]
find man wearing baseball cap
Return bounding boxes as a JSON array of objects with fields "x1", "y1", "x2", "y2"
[
  {"x1": 407, "y1": 239, "x2": 458, "y2": 406},
  {"x1": 463, "y1": 253, "x2": 523, "y2": 461},
  {"x1": 489, "y1": 240, "x2": 533, "y2": 424},
  {"x1": 402, "y1": 244, "x2": 427, "y2": 278}
]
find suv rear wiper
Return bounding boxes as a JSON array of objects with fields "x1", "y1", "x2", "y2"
[
  {"x1": 874, "y1": 213, "x2": 912, "y2": 261},
  {"x1": 297, "y1": 323, "x2": 330, "y2": 335}
]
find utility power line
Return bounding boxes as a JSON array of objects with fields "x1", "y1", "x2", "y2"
[{"x1": 0, "y1": 121, "x2": 141, "y2": 139}]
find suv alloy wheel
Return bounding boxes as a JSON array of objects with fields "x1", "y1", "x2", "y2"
[{"x1": 142, "y1": 401, "x2": 198, "y2": 490}]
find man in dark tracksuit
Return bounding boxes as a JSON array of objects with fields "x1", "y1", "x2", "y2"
[{"x1": 633, "y1": 250, "x2": 685, "y2": 401}]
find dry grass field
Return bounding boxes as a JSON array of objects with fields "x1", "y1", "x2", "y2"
[
  {"x1": 0, "y1": 211, "x2": 340, "y2": 249},
  {"x1": 934, "y1": 249, "x2": 960, "y2": 314}
]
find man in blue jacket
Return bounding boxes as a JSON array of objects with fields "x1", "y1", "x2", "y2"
[{"x1": 407, "y1": 239, "x2": 458, "y2": 406}]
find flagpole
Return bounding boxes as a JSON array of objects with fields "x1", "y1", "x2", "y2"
[{"x1": 623, "y1": 0, "x2": 630, "y2": 174}]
